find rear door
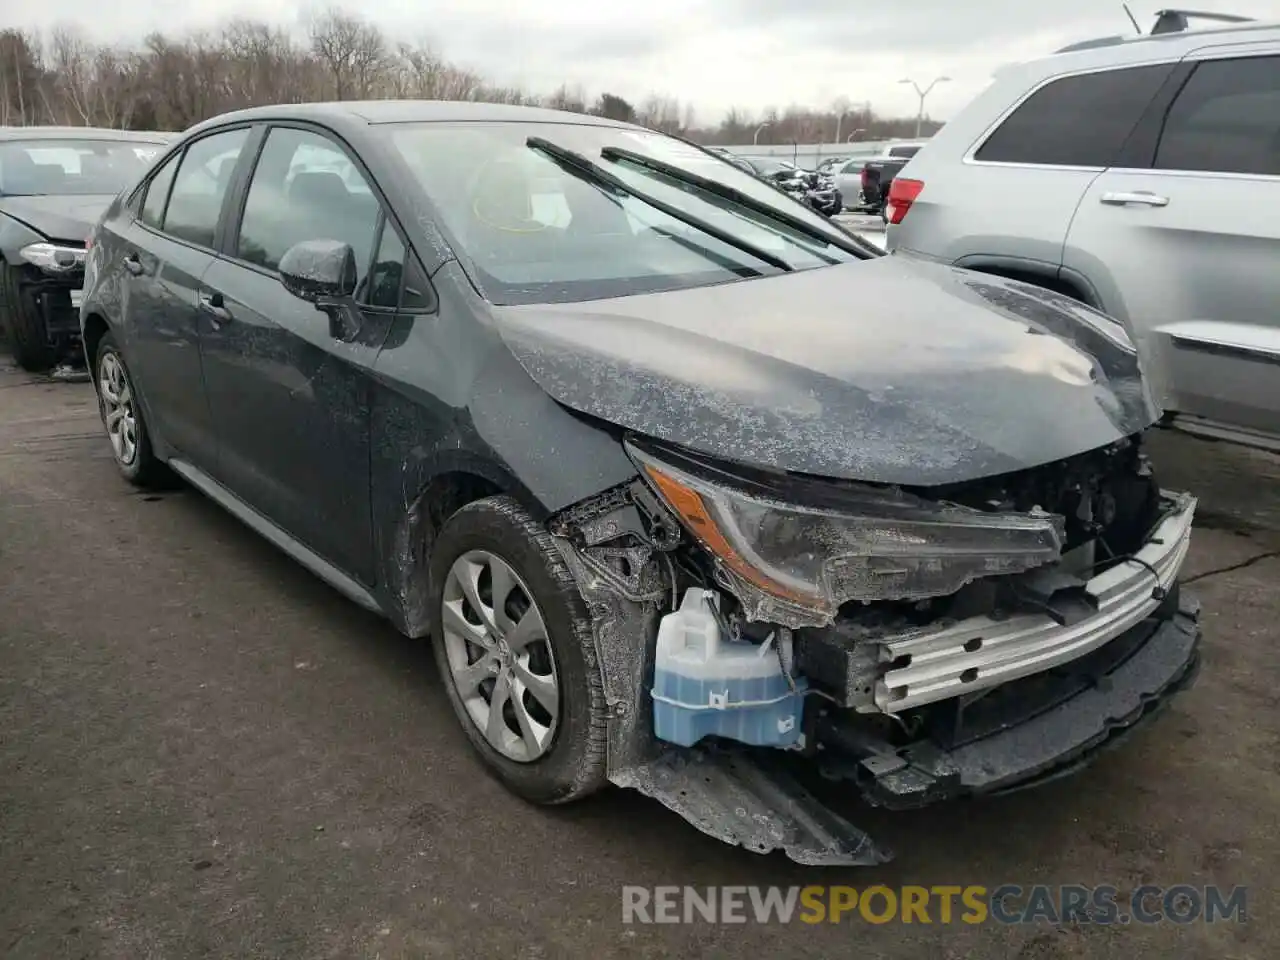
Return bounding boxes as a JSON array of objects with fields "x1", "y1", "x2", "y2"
[
  {"x1": 198, "y1": 124, "x2": 406, "y2": 585},
  {"x1": 891, "y1": 62, "x2": 1177, "y2": 267},
  {"x1": 110, "y1": 127, "x2": 252, "y2": 468},
  {"x1": 1064, "y1": 47, "x2": 1280, "y2": 440}
]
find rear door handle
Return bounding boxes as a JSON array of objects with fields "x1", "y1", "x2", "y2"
[
  {"x1": 123, "y1": 254, "x2": 144, "y2": 276},
  {"x1": 198, "y1": 291, "x2": 233, "y2": 323},
  {"x1": 1100, "y1": 191, "x2": 1169, "y2": 207}
]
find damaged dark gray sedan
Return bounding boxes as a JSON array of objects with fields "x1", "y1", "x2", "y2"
[{"x1": 80, "y1": 102, "x2": 1200, "y2": 866}]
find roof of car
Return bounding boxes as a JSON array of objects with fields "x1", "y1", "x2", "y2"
[
  {"x1": 189, "y1": 100, "x2": 636, "y2": 133},
  {"x1": 1052, "y1": 17, "x2": 1279, "y2": 58},
  {"x1": 0, "y1": 126, "x2": 172, "y2": 143},
  {"x1": 990, "y1": 17, "x2": 1280, "y2": 85}
]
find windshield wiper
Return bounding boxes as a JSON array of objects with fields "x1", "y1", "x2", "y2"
[
  {"x1": 526, "y1": 137, "x2": 793, "y2": 274},
  {"x1": 600, "y1": 145, "x2": 876, "y2": 260}
]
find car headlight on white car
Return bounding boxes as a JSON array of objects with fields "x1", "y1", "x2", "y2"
[
  {"x1": 627, "y1": 441, "x2": 1065, "y2": 625},
  {"x1": 19, "y1": 242, "x2": 86, "y2": 274}
]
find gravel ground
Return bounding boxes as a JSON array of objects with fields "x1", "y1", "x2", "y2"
[{"x1": 1, "y1": 352, "x2": 1276, "y2": 959}]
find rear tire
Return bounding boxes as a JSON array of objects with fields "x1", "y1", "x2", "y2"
[
  {"x1": 0, "y1": 263, "x2": 56, "y2": 372},
  {"x1": 428, "y1": 496, "x2": 609, "y2": 805},
  {"x1": 93, "y1": 331, "x2": 169, "y2": 488}
]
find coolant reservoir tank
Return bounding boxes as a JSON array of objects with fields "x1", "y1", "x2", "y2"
[{"x1": 652, "y1": 588, "x2": 806, "y2": 748}]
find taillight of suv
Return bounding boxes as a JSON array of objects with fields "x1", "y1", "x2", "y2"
[{"x1": 886, "y1": 178, "x2": 924, "y2": 225}]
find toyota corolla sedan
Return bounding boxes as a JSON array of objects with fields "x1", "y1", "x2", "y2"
[{"x1": 81, "y1": 102, "x2": 1201, "y2": 866}]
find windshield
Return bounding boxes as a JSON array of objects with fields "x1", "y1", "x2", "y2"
[
  {"x1": 888, "y1": 145, "x2": 921, "y2": 159},
  {"x1": 386, "y1": 122, "x2": 859, "y2": 305},
  {"x1": 0, "y1": 139, "x2": 166, "y2": 197}
]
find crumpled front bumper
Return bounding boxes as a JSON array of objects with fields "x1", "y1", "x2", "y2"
[
  {"x1": 14, "y1": 266, "x2": 83, "y2": 339},
  {"x1": 855, "y1": 593, "x2": 1201, "y2": 810},
  {"x1": 874, "y1": 493, "x2": 1195, "y2": 713},
  {"x1": 555, "y1": 482, "x2": 1202, "y2": 867},
  {"x1": 618, "y1": 594, "x2": 1200, "y2": 865}
]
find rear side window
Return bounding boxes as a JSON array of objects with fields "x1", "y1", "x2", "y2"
[
  {"x1": 140, "y1": 153, "x2": 178, "y2": 229},
  {"x1": 975, "y1": 63, "x2": 1174, "y2": 167},
  {"x1": 163, "y1": 129, "x2": 250, "y2": 248},
  {"x1": 1155, "y1": 56, "x2": 1280, "y2": 176}
]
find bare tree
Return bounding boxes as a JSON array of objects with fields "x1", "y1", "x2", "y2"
[
  {"x1": 3, "y1": 14, "x2": 939, "y2": 143},
  {"x1": 309, "y1": 7, "x2": 385, "y2": 100}
]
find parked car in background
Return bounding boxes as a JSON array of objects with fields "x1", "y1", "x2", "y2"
[
  {"x1": 706, "y1": 147, "x2": 752, "y2": 175},
  {"x1": 832, "y1": 142, "x2": 925, "y2": 216},
  {"x1": 887, "y1": 13, "x2": 1280, "y2": 452},
  {"x1": 80, "y1": 100, "x2": 1199, "y2": 866},
  {"x1": 0, "y1": 127, "x2": 169, "y2": 370}
]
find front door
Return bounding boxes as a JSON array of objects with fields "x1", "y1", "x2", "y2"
[
  {"x1": 1064, "y1": 50, "x2": 1280, "y2": 443},
  {"x1": 197, "y1": 125, "x2": 398, "y2": 585}
]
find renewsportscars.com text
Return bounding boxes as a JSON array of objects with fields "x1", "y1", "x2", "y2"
[{"x1": 621, "y1": 885, "x2": 1248, "y2": 925}]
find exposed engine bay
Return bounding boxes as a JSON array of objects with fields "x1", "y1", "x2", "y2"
[{"x1": 548, "y1": 433, "x2": 1201, "y2": 866}]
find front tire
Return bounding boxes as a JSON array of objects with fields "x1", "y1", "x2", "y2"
[
  {"x1": 428, "y1": 496, "x2": 609, "y2": 805},
  {"x1": 94, "y1": 331, "x2": 168, "y2": 487},
  {"x1": 0, "y1": 263, "x2": 56, "y2": 372}
]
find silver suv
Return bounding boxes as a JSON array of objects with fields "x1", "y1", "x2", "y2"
[{"x1": 887, "y1": 12, "x2": 1280, "y2": 452}]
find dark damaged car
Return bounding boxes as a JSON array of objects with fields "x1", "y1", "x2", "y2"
[
  {"x1": 0, "y1": 128, "x2": 169, "y2": 370},
  {"x1": 80, "y1": 102, "x2": 1200, "y2": 865}
]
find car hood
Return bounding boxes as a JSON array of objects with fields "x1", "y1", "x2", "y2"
[
  {"x1": 493, "y1": 255, "x2": 1159, "y2": 487},
  {"x1": 0, "y1": 194, "x2": 114, "y2": 242}
]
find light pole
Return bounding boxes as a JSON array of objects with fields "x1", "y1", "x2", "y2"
[
  {"x1": 899, "y1": 76, "x2": 950, "y2": 138},
  {"x1": 753, "y1": 122, "x2": 771, "y2": 145},
  {"x1": 846, "y1": 128, "x2": 866, "y2": 143}
]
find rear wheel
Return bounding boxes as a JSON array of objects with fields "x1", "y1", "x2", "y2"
[
  {"x1": 428, "y1": 496, "x2": 609, "y2": 805},
  {"x1": 0, "y1": 262, "x2": 56, "y2": 372},
  {"x1": 94, "y1": 331, "x2": 168, "y2": 487}
]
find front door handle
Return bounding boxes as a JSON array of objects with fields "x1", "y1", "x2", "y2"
[
  {"x1": 198, "y1": 291, "x2": 233, "y2": 324},
  {"x1": 123, "y1": 254, "x2": 144, "y2": 276},
  {"x1": 1100, "y1": 191, "x2": 1169, "y2": 207}
]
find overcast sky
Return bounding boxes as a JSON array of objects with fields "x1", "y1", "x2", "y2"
[{"x1": 6, "y1": 0, "x2": 1279, "y2": 121}]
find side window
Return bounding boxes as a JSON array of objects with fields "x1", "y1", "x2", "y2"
[
  {"x1": 163, "y1": 129, "x2": 250, "y2": 248},
  {"x1": 140, "y1": 152, "x2": 179, "y2": 230},
  {"x1": 236, "y1": 127, "x2": 381, "y2": 284},
  {"x1": 975, "y1": 64, "x2": 1174, "y2": 167},
  {"x1": 360, "y1": 218, "x2": 435, "y2": 312},
  {"x1": 363, "y1": 223, "x2": 404, "y2": 308},
  {"x1": 1155, "y1": 56, "x2": 1280, "y2": 176}
]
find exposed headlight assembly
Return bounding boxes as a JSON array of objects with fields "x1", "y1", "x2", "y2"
[
  {"x1": 628, "y1": 441, "x2": 1065, "y2": 626},
  {"x1": 19, "y1": 242, "x2": 86, "y2": 273}
]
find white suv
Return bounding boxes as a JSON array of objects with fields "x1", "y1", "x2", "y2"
[{"x1": 887, "y1": 11, "x2": 1280, "y2": 452}]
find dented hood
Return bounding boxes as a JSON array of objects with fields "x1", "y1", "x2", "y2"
[
  {"x1": 0, "y1": 194, "x2": 114, "y2": 243},
  {"x1": 493, "y1": 255, "x2": 1159, "y2": 487}
]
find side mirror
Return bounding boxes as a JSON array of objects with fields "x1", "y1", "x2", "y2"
[
  {"x1": 278, "y1": 239, "x2": 361, "y2": 342},
  {"x1": 279, "y1": 239, "x2": 358, "y2": 302}
]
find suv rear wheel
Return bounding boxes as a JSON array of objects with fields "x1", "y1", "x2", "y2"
[{"x1": 428, "y1": 496, "x2": 609, "y2": 805}]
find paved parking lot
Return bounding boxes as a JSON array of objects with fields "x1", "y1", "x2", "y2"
[
  {"x1": 2, "y1": 350, "x2": 1278, "y2": 958},
  {"x1": 835, "y1": 211, "x2": 888, "y2": 249}
]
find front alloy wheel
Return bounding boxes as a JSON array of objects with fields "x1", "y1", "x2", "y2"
[
  {"x1": 441, "y1": 549, "x2": 560, "y2": 763},
  {"x1": 427, "y1": 495, "x2": 609, "y2": 804}
]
